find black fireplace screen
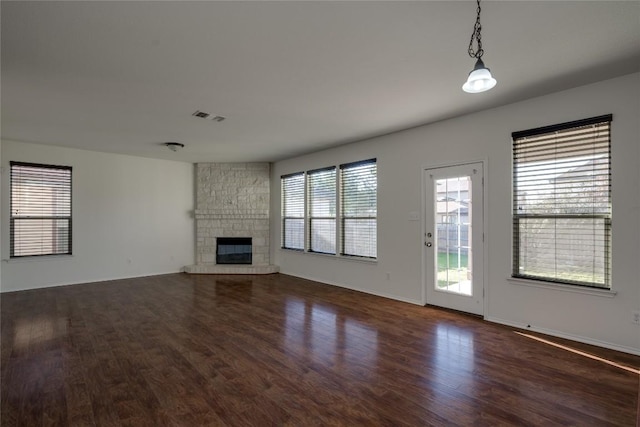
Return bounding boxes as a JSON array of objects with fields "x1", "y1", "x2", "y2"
[{"x1": 216, "y1": 238, "x2": 252, "y2": 265}]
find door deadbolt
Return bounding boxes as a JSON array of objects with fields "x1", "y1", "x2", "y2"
[{"x1": 427, "y1": 232, "x2": 432, "y2": 238}]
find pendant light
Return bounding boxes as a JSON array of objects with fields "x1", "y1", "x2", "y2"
[{"x1": 462, "y1": 0, "x2": 497, "y2": 93}]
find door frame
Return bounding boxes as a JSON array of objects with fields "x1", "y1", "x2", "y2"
[{"x1": 420, "y1": 159, "x2": 489, "y2": 318}]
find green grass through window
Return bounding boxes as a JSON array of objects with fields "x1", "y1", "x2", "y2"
[{"x1": 437, "y1": 252, "x2": 469, "y2": 288}]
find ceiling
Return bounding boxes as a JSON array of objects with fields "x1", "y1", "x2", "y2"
[{"x1": 2, "y1": 1, "x2": 639, "y2": 163}]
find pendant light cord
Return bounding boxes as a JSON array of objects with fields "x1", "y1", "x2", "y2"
[{"x1": 467, "y1": 0, "x2": 484, "y2": 59}]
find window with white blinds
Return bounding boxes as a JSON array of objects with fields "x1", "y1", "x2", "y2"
[
  {"x1": 340, "y1": 159, "x2": 377, "y2": 258},
  {"x1": 281, "y1": 172, "x2": 305, "y2": 250},
  {"x1": 512, "y1": 115, "x2": 611, "y2": 289},
  {"x1": 307, "y1": 167, "x2": 336, "y2": 254},
  {"x1": 10, "y1": 162, "x2": 73, "y2": 257}
]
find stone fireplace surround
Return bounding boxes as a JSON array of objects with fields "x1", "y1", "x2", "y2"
[{"x1": 184, "y1": 163, "x2": 279, "y2": 274}]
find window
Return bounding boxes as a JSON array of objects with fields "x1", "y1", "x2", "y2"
[
  {"x1": 281, "y1": 172, "x2": 305, "y2": 250},
  {"x1": 307, "y1": 167, "x2": 336, "y2": 254},
  {"x1": 280, "y1": 158, "x2": 377, "y2": 260},
  {"x1": 10, "y1": 162, "x2": 72, "y2": 257},
  {"x1": 512, "y1": 115, "x2": 611, "y2": 289},
  {"x1": 340, "y1": 159, "x2": 377, "y2": 258}
]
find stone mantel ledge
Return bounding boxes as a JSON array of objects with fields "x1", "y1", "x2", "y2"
[
  {"x1": 194, "y1": 210, "x2": 269, "y2": 220},
  {"x1": 195, "y1": 214, "x2": 269, "y2": 220}
]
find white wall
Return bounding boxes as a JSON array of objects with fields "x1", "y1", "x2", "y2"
[
  {"x1": 270, "y1": 73, "x2": 640, "y2": 354},
  {"x1": 0, "y1": 139, "x2": 3, "y2": 291},
  {"x1": 1, "y1": 141, "x2": 194, "y2": 292}
]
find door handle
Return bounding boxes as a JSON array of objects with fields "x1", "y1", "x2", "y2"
[{"x1": 425, "y1": 242, "x2": 432, "y2": 247}]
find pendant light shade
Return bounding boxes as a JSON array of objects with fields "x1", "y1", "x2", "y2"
[
  {"x1": 462, "y1": 58, "x2": 497, "y2": 93},
  {"x1": 462, "y1": 0, "x2": 497, "y2": 94}
]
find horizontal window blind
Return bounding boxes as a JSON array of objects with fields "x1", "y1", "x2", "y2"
[
  {"x1": 512, "y1": 115, "x2": 611, "y2": 288},
  {"x1": 340, "y1": 159, "x2": 377, "y2": 258},
  {"x1": 10, "y1": 162, "x2": 72, "y2": 257},
  {"x1": 281, "y1": 173, "x2": 305, "y2": 250},
  {"x1": 308, "y1": 167, "x2": 336, "y2": 254}
]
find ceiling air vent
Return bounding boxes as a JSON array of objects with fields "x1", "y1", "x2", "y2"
[
  {"x1": 192, "y1": 110, "x2": 226, "y2": 122},
  {"x1": 192, "y1": 110, "x2": 211, "y2": 119}
]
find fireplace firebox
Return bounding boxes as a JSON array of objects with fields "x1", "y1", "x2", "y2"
[{"x1": 216, "y1": 238, "x2": 252, "y2": 265}]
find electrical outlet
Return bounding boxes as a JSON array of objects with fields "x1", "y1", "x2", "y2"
[{"x1": 632, "y1": 311, "x2": 640, "y2": 325}]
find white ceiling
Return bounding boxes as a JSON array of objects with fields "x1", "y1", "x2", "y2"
[{"x1": 2, "y1": 1, "x2": 639, "y2": 163}]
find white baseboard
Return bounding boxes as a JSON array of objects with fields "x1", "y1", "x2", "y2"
[
  {"x1": 0, "y1": 270, "x2": 183, "y2": 293},
  {"x1": 485, "y1": 316, "x2": 640, "y2": 356},
  {"x1": 279, "y1": 270, "x2": 423, "y2": 306}
]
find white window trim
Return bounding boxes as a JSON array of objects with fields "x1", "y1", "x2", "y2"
[{"x1": 507, "y1": 277, "x2": 616, "y2": 298}]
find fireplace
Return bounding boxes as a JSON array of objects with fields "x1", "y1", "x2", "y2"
[
  {"x1": 216, "y1": 238, "x2": 252, "y2": 265},
  {"x1": 184, "y1": 163, "x2": 278, "y2": 274}
]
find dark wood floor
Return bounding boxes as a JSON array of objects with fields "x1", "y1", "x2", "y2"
[{"x1": 1, "y1": 273, "x2": 638, "y2": 426}]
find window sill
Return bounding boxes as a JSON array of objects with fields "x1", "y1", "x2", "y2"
[
  {"x1": 336, "y1": 254, "x2": 378, "y2": 265},
  {"x1": 3, "y1": 255, "x2": 74, "y2": 263},
  {"x1": 507, "y1": 277, "x2": 616, "y2": 298},
  {"x1": 279, "y1": 248, "x2": 377, "y2": 264}
]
